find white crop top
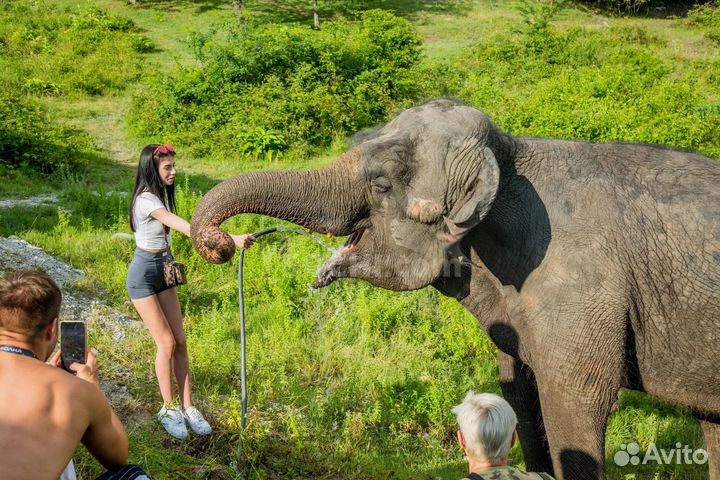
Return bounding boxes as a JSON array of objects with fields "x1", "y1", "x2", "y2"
[{"x1": 132, "y1": 191, "x2": 171, "y2": 250}]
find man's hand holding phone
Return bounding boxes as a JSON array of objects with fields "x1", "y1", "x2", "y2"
[
  {"x1": 50, "y1": 349, "x2": 100, "y2": 386},
  {"x1": 69, "y1": 351, "x2": 100, "y2": 387}
]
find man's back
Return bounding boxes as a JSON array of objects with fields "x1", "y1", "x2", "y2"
[
  {"x1": 0, "y1": 270, "x2": 133, "y2": 480},
  {"x1": 464, "y1": 466, "x2": 555, "y2": 480},
  {"x1": 0, "y1": 351, "x2": 97, "y2": 480}
]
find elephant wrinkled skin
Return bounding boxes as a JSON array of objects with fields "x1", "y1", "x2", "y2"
[{"x1": 191, "y1": 100, "x2": 720, "y2": 479}]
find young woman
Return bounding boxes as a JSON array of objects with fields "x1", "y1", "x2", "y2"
[{"x1": 126, "y1": 144, "x2": 255, "y2": 439}]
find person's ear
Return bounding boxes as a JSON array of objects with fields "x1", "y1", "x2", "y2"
[
  {"x1": 457, "y1": 430, "x2": 466, "y2": 450},
  {"x1": 46, "y1": 317, "x2": 58, "y2": 341},
  {"x1": 511, "y1": 430, "x2": 518, "y2": 448}
]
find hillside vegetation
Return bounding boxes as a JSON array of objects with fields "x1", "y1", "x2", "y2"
[{"x1": 0, "y1": 1, "x2": 718, "y2": 479}]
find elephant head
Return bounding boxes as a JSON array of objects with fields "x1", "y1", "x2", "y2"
[{"x1": 191, "y1": 100, "x2": 511, "y2": 291}]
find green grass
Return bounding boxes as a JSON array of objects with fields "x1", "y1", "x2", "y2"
[{"x1": 1, "y1": 0, "x2": 718, "y2": 479}]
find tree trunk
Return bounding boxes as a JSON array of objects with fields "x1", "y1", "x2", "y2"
[
  {"x1": 313, "y1": 0, "x2": 319, "y2": 28},
  {"x1": 234, "y1": 0, "x2": 244, "y2": 13}
]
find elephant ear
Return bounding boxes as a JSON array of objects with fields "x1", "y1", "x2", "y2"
[{"x1": 444, "y1": 147, "x2": 500, "y2": 239}]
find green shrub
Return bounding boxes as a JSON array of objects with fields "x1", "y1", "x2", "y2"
[
  {"x1": 0, "y1": 1, "x2": 148, "y2": 175},
  {"x1": 0, "y1": 92, "x2": 93, "y2": 174},
  {"x1": 128, "y1": 10, "x2": 422, "y2": 159},
  {"x1": 238, "y1": 127, "x2": 288, "y2": 161},
  {"x1": 128, "y1": 33, "x2": 156, "y2": 53},
  {"x1": 430, "y1": 5, "x2": 720, "y2": 158},
  {"x1": 689, "y1": 3, "x2": 720, "y2": 43},
  {"x1": 71, "y1": 6, "x2": 133, "y2": 32},
  {"x1": 0, "y1": 1, "x2": 145, "y2": 96},
  {"x1": 23, "y1": 78, "x2": 60, "y2": 96}
]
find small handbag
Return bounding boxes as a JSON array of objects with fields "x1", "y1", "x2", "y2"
[{"x1": 163, "y1": 242, "x2": 187, "y2": 287}]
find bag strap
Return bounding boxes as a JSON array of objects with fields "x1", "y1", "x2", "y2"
[{"x1": 165, "y1": 232, "x2": 174, "y2": 263}]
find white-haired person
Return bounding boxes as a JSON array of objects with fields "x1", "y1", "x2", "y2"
[{"x1": 452, "y1": 391, "x2": 555, "y2": 480}]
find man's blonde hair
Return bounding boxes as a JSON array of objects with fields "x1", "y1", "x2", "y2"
[{"x1": 452, "y1": 391, "x2": 517, "y2": 462}]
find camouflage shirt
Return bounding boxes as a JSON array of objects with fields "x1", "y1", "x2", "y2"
[{"x1": 462, "y1": 466, "x2": 555, "y2": 480}]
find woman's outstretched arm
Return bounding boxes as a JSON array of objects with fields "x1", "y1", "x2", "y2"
[
  {"x1": 151, "y1": 209, "x2": 255, "y2": 248},
  {"x1": 151, "y1": 209, "x2": 190, "y2": 237}
]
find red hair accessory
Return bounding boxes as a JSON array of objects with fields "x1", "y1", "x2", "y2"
[{"x1": 153, "y1": 144, "x2": 175, "y2": 157}]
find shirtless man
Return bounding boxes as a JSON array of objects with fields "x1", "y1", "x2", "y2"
[{"x1": 0, "y1": 270, "x2": 148, "y2": 480}]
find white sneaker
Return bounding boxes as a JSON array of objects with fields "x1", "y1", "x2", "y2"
[
  {"x1": 157, "y1": 405, "x2": 188, "y2": 440},
  {"x1": 183, "y1": 406, "x2": 212, "y2": 435}
]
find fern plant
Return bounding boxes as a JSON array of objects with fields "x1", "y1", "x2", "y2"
[{"x1": 237, "y1": 127, "x2": 288, "y2": 161}]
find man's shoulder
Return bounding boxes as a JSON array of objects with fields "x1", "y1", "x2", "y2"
[
  {"x1": 1, "y1": 354, "x2": 64, "y2": 383},
  {"x1": 0, "y1": 358, "x2": 98, "y2": 420},
  {"x1": 466, "y1": 467, "x2": 555, "y2": 480},
  {"x1": 16, "y1": 359, "x2": 99, "y2": 401}
]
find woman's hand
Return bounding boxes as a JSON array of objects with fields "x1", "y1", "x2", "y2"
[{"x1": 232, "y1": 234, "x2": 256, "y2": 250}]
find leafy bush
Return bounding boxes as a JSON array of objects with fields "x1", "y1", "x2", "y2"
[
  {"x1": 129, "y1": 10, "x2": 422, "y2": 159},
  {"x1": 0, "y1": 92, "x2": 93, "y2": 174},
  {"x1": 425, "y1": 4, "x2": 720, "y2": 159},
  {"x1": 689, "y1": 3, "x2": 720, "y2": 43},
  {"x1": 128, "y1": 33, "x2": 156, "y2": 53},
  {"x1": 23, "y1": 78, "x2": 60, "y2": 96},
  {"x1": 238, "y1": 127, "x2": 288, "y2": 161},
  {"x1": 0, "y1": 1, "x2": 146, "y2": 175},
  {"x1": 0, "y1": 2, "x2": 145, "y2": 96},
  {"x1": 71, "y1": 6, "x2": 133, "y2": 32}
]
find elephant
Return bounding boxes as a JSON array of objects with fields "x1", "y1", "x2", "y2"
[{"x1": 190, "y1": 100, "x2": 720, "y2": 479}]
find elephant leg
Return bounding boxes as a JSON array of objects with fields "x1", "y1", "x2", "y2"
[
  {"x1": 702, "y1": 420, "x2": 720, "y2": 480},
  {"x1": 536, "y1": 377, "x2": 619, "y2": 480},
  {"x1": 498, "y1": 352, "x2": 554, "y2": 475}
]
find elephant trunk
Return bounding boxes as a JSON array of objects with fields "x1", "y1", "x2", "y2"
[{"x1": 190, "y1": 150, "x2": 368, "y2": 264}]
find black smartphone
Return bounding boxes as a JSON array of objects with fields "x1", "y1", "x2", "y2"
[{"x1": 60, "y1": 321, "x2": 87, "y2": 372}]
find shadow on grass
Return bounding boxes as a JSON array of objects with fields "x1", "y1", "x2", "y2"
[
  {"x1": 127, "y1": 0, "x2": 230, "y2": 15},
  {"x1": 234, "y1": 426, "x2": 427, "y2": 479},
  {"x1": 422, "y1": 460, "x2": 466, "y2": 479},
  {"x1": 569, "y1": 0, "x2": 699, "y2": 19},
  {"x1": 605, "y1": 389, "x2": 707, "y2": 479},
  {"x1": 0, "y1": 140, "x2": 135, "y2": 234},
  {"x1": 251, "y1": 0, "x2": 474, "y2": 24},
  {"x1": 128, "y1": 0, "x2": 473, "y2": 22}
]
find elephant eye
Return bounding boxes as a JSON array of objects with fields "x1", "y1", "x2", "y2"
[{"x1": 371, "y1": 176, "x2": 392, "y2": 193}]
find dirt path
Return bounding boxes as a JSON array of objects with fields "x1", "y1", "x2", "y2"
[{"x1": 0, "y1": 194, "x2": 58, "y2": 209}]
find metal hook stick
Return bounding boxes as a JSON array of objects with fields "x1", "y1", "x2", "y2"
[{"x1": 238, "y1": 228, "x2": 277, "y2": 430}]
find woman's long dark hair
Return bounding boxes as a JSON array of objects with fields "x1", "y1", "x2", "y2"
[{"x1": 129, "y1": 144, "x2": 177, "y2": 233}]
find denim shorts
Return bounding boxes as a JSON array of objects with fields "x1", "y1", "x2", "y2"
[{"x1": 126, "y1": 249, "x2": 172, "y2": 299}]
